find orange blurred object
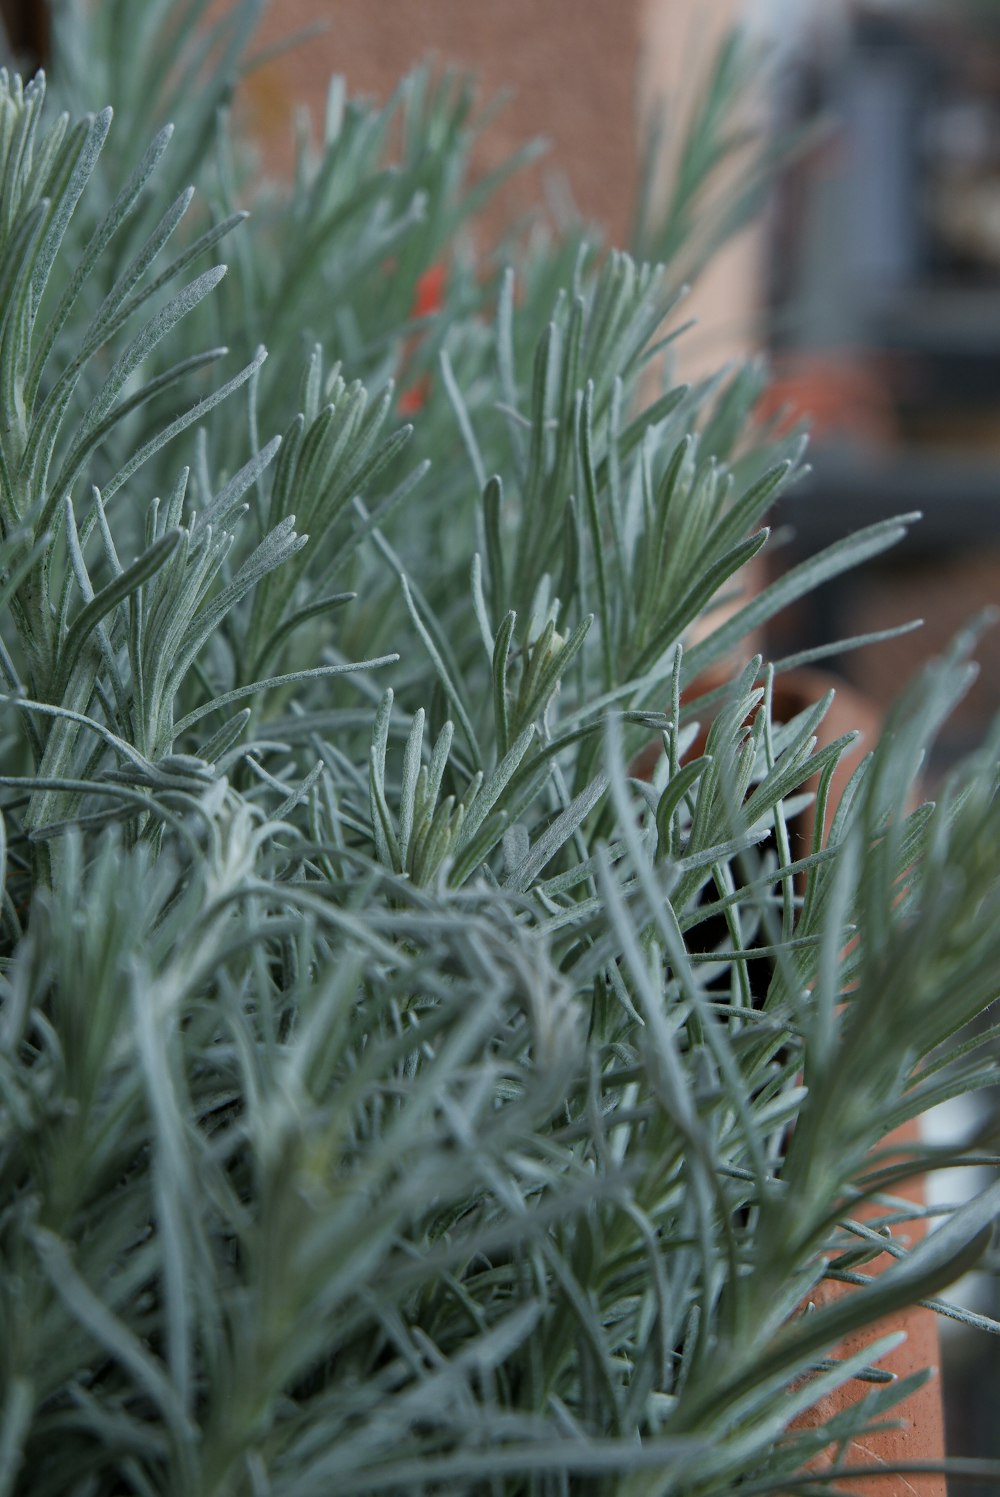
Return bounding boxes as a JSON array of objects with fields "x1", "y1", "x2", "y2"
[{"x1": 756, "y1": 353, "x2": 898, "y2": 449}]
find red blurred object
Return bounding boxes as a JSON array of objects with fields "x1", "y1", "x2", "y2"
[
  {"x1": 398, "y1": 374, "x2": 432, "y2": 416},
  {"x1": 412, "y1": 263, "x2": 446, "y2": 320},
  {"x1": 397, "y1": 263, "x2": 446, "y2": 415}
]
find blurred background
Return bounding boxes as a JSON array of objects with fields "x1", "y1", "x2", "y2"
[{"x1": 1, "y1": 0, "x2": 998, "y2": 1484}]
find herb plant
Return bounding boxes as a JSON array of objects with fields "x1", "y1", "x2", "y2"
[{"x1": 0, "y1": 3, "x2": 998, "y2": 1493}]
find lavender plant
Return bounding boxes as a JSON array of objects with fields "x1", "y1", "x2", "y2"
[{"x1": 0, "y1": 3, "x2": 997, "y2": 1493}]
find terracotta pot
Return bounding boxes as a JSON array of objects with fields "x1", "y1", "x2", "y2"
[
  {"x1": 799, "y1": 1123, "x2": 944, "y2": 1496},
  {"x1": 633, "y1": 664, "x2": 946, "y2": 1488},
  {"x1": 775, "y1": 669, "x2": 945, "y2": 1497}
]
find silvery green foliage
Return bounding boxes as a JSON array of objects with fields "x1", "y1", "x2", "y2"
[{"x1": 0, "y1": 6, "x2": 997, "y2": 1494}]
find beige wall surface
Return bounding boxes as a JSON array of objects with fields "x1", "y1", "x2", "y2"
[{"x1": 639, "y1": 0, "x2": 762, "y2": 376}]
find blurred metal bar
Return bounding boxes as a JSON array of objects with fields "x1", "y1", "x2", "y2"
[{"x1": 777, "y1": 448, "x2": 1000, "y2": 556}]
